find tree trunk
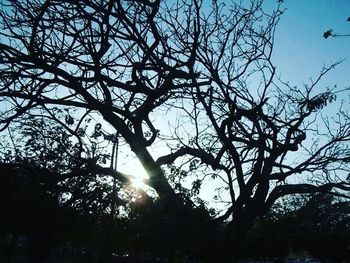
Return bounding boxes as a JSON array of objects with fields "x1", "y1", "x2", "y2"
[{"x1": 198, "y1": 212, "x2": 259, "y2": 263}]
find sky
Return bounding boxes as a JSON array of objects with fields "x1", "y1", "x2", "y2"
[{"x1": 272, "y1": 0, "x2": 350, "y2": 90}]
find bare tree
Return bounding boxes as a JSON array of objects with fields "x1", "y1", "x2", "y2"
[{"x1": 1, "y1": 0, "x2": 349, "y2": 261}]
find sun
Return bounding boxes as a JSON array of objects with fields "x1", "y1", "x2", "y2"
[
  {"x1": 119, "y1": 158, "x2": 149, "y2": 190},
  {"x1": 130, "y1": 176, "x2": 147, "y2": 190}
]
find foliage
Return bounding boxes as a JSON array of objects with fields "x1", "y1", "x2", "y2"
[
  {"x1": 0, "y1": 124, "x2": 137, "y2": 262},
  {"x1": 243, "y1": 194, "x2": 350, "y2": 260}
]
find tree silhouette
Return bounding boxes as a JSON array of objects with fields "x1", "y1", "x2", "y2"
[
  {"x1": 0, "y1": 110, "x2": 152, "y2": 262},
  {"x1": 245, "y1": 194, "x2": 350, "y2": 261},
  {"x1": 1, "y1": 0, "x2": 349, "y2": 261}
]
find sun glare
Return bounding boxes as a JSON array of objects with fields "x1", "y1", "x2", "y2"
[
  {"x1": 130, "y1": 177, "x2": 147, "y2": 190},
  {"x1": 117, "y1": 155, "x2": 158, "y2": 198},
  {"x1": 119, "y1": 158, "x2": 149, "y2": 190}
]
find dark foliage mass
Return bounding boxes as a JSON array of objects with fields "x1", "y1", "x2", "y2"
[
  {"x1": 243, "y1": 194, "x2": 350, "y2": 261},
  {"x1": 1, "y1": 160, "x2": 349, "y2": 262},
  {"x1": 0, "y1": 0, "x2": 349, "y2": 262}
]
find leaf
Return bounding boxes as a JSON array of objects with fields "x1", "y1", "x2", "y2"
[
  {"x1": 323, "y1": 29, "x2": 333, "y2": 39},
  {"x1": 144, "y1": 131, "x2": 152, "y2": 138},
  {"x1": 77, "y1": 128, "x2": 85, "y2": 137},
  {"x1": 91, "y1": 123, "x2": 103, "y2": 138},
  {"x1": 189, "y1": 160, "x2": 198, "y2": 171},
  {"x1": 94, "y1": 123, "x2": 102, "y2": 131},
  {"x1": 191, "y1": 179, "x2": 202, "y2": 195},
  {"x1": 299, "y1": 91, "x2": 336, "y2": 111},
  {"x1": 65, "y1": 115, "x2": 74, "y2": 125},
  {"x1": 211, "y1": 173, "x2": 218, "y2": 179}
]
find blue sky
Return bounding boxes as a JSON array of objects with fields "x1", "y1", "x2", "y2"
[{"x1": 273, "y1": 0, "x2": 350, "y2": 90}]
